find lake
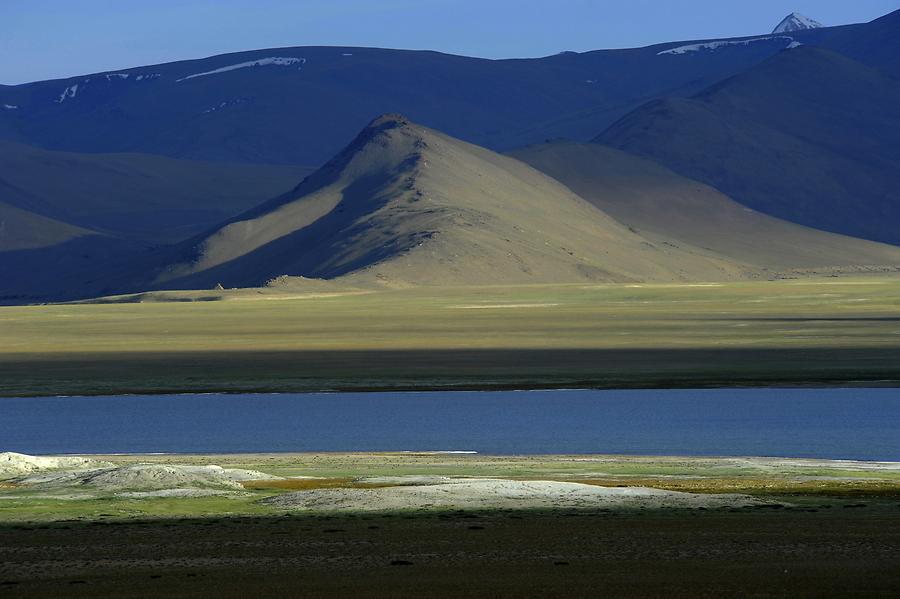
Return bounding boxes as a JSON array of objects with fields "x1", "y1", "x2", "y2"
[{"x1": 1, "y1": 388, "x2": 898, "y2": 459}]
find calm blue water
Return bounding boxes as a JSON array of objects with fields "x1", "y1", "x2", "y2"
[{"x1": 1, "y1": 389, "x2": 898, "y2": 460}]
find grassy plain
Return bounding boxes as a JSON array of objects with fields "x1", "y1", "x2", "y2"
[{"x1": 1, "y1": 277, "x2": 900, "y2": 396}]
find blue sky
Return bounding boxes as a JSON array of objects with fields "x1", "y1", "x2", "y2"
[{"x1": 2, "y1": 0, "x2": 897, "y2": 84}]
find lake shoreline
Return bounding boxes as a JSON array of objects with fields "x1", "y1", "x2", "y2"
[
  {"x1": 2, "y1": 380, "x2": 900, "y2": 401},
  {"x1": 0, "y1": 379, "x2": 900, "y2": 401},
  {"x1": 4, "y1": 376, "x2": 900, "y2": 400}
]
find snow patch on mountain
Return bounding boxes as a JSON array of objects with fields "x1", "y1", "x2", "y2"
[
  {"x1": 203, "y1": 98, "x2": 249, "y2": 114},
  {"x1": 658, "y1": 36, "x2": 794, "y2": 56},
  {"x1": 2, "y1": 104, "x2": 17, "y2": 110},
  {"x1": 56, "y1": 84, "x2": 79, "y2": 103},
  {"x1": 773, "y1": 13, "x2": 823, "y2": 34},
  {"x1": 177, "y1": 57, "x2": 306, "y2": 82},
  {"x1": 105, "y1": 73, "x2": 130, "y2": 80}
]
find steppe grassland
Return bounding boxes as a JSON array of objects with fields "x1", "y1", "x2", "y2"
[{"x1": 1, "y1": 277, "x2": 899, "y2": 354}]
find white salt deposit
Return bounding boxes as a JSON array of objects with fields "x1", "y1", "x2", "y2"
[
  {"x1": 2, "y1": 454, "x2": 278, "y2": 498},
  {"x1": 0, "y1": 452, "x2": 104, "y2": 477},
  {"x1": 17, "y1": 463, "x2": 276, "y2": 491},
  {"x1": 262, "y1": 478, "x2": 766, "y2": 512}
]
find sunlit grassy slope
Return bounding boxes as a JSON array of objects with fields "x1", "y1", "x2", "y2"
[{"x1": 1, "y1": 277, "x2": 899, "y2": 395}]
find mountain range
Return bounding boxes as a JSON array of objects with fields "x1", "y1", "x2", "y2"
[
  {"x1": 1, "y1": 9, "x2": 898, "y2": 302},
  {"x1": 2, "y1": 12, "x2": 895, "y2": 166},
  {"x1": 597, "y1": 46, "x2": 900, "y2": 244}
]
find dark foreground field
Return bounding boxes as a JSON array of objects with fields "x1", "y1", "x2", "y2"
[{"x1": 2, "y1": 505, "x2": 899, "y2": 598}]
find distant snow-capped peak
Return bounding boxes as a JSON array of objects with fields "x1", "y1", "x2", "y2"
[{"x1": 773, "y1": 13, "x2": 823, "y2": 34}]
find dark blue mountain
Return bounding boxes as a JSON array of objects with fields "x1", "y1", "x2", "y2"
[
  {"x1": 0, "y1": 15, "x2": 886, "y2": 166},
  {"x1": 596, "y1": 44, "x2": 900, "y2": 244}
]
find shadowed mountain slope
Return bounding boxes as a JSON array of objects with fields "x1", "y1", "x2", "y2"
[
  {"x1": 510, "y1": 141, "x2": 900, "y2": 270},
  {"x1": 0, "y1": 235, "x2": 144, "y2": 304},
  {"x1": 0, "y1": 200, "x2": 91, "y2": 251},
  {"x1": 810, "y1": 8, "x2": 900, "y2": 77},
  {"x1": 596, "y1": 47, "x2": 900, "y2": 245},
  {"x1": 0, "y1": 142, "x2": 310, "y2": 302},
  {"x1": 0, "y1": 141, "x2": 309, "y2": 244},
  {"x1": 142, "y1": 115, "x2": 756, "y2": 291}
]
